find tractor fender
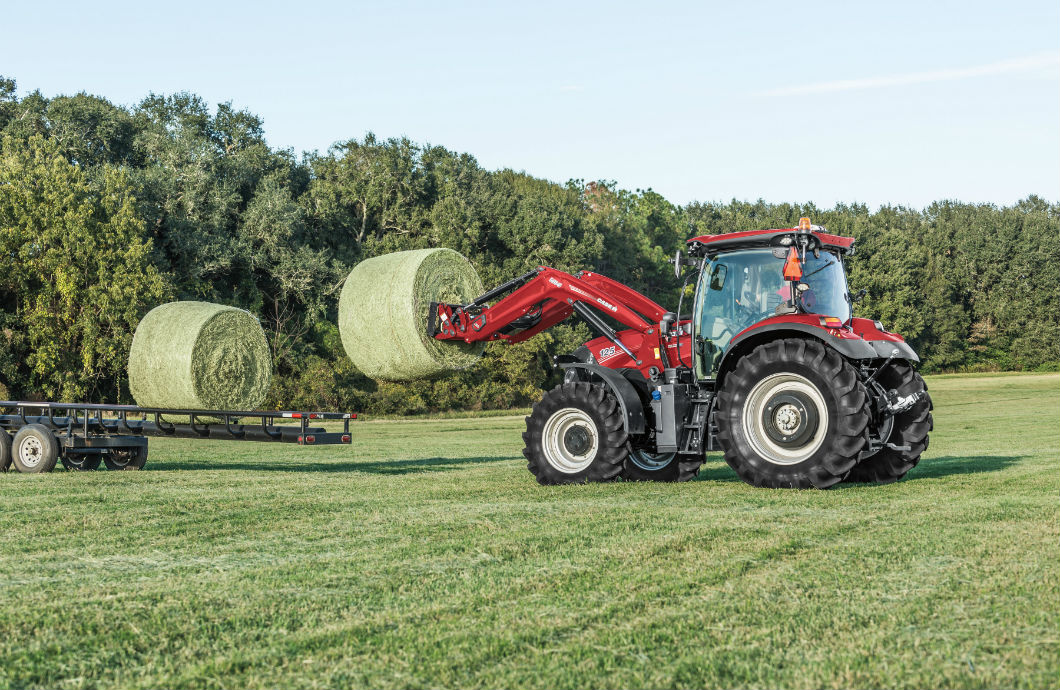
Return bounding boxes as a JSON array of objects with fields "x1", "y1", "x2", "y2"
[
  {"x1": 559, "y1": 363, "x2": 647, "y2": 435},
  {"x1": 716, "y1": 324, "x2": 917, "y2": 383}
]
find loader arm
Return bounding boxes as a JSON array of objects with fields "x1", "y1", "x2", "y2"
[{"x1": 428, "y1": 266, "x2": 671, "y2": 364}]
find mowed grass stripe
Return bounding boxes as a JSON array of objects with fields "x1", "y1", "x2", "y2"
[{"x1": 0, "y1": 373, "x2": 1056, "y2": 689}]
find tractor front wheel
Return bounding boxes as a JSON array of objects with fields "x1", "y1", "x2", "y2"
[
  {"x1": 716, "y1": 338, "x2": 870, "y2": 489},
  {"x1": 523, "y1": 382, "x2": 627, "y2": 485}
]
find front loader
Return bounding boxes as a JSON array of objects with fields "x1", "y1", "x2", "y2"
[{"x1": 429, "y1": 218, "x2": 932, "y2": 489}]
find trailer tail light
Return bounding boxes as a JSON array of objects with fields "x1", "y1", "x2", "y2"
[
  {"x1": 341, "y1": 434, "x2": 351, "y2": 443},
  {"x1": 299, "y1": 435, "x2": 316, "y2": 445},
  {"x1": 783, "y1": 247, "x2": 802, "y2": 281}
]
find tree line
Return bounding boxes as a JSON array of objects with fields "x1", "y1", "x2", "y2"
[{"x1": 0, "y1": 77, "x2": 1056, "y2": 413}]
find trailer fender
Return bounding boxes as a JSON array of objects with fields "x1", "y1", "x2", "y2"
[{"x1": 560, "y1": 363, "x2": 646, "y2": 435}]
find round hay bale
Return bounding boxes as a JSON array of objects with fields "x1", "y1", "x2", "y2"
[
  {"x1": 339, "y1": 248, "x2": 485, "y2": 381},
  {"x1": 128, "y1": 301, "x2": 272, "y2": 411}
]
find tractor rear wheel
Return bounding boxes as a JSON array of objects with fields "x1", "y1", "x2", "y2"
[
  {"x1": 846, "y1": 361, "x2": 932, "y2": 484},
  {"x1": 716, "y1": 338, "x2": 870, "y2": 489},
  {"x1": 523, "y1": 382, "x2": 627, "y2": 485},
  {"x1": 621, "y1": 448, "x2": 703, "y2": 482}
]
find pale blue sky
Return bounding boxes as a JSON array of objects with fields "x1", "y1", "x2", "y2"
[{"x1": 3, "y1": 0, "x2": 1058, "y2": 207}]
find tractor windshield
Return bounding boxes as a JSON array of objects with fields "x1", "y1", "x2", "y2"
[{"x1": 693, "y1": 247, "x2": 851, "y2": 378}]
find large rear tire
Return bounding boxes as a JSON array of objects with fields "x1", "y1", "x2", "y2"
[
  {"x1": 846, "y1": 361, "x2": 932, "y2": 484},
  {"x1": 716, "y1": 338, "x2": 870, "y2": 489},
  {"x1": 523, "y1": 382, "x2": 627, "y2": 485}
]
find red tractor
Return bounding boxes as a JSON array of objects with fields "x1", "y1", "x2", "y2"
[{"x1": 429, "y1": 218, "x2": 932, "y2": 489}]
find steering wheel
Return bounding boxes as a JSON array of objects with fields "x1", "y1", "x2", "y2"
[{"x1": 733, "y1": 298, "x2": 758, "y2": 323}]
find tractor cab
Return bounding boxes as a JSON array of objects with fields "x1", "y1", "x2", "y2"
[{"x1": 686, "y1": 218, "x2": 856, "y2": 378}]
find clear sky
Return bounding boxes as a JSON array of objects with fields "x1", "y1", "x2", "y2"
[{"x1": 3, "y1": 0, "x2": 1058, "y2": 208}]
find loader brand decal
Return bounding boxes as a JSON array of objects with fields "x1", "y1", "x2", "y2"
[
  {"x1": 598, "y1": 346, "x2": 618, "y2": 361},
  {"x1": 568, "y1": 285, "x2": 590, "y2": 299},
  {"x1": 595, "y1": 297, "x2": 618, "y2": 313},
  {"x1": 548, "y1": 277, "x2": 564, "y2": 288}
]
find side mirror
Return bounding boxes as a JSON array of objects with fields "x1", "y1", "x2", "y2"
[{"x1": 671, "y1": 250, "x2": 684, "y2": 278}]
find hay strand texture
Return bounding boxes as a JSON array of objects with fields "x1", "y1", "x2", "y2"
[
  {"x1": 128, "y1": 301, "x2": 272, "y2": 411},
  {"x1": 339, "y1": 248, "x2": 485, "y2": 381}
]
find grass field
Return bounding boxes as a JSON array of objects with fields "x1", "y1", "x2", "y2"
[{"x1": 0, "y1": 373, "x2": 1057, "y2": 689}]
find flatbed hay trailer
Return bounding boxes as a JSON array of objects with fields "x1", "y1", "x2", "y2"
[{"x1": 0, "y1": 401, "x2": 356, "y2": 473}]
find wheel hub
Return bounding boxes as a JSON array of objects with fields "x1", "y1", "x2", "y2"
[
  {"x1": 19, "y1": 437, "x2": 42, "y2": 468},
  {"x1": 563, "y1": 425, "x2": 592, "y2": 456},
  {"x1": 743, "y1": 373, "x2": 829, "y2": 465},
  {"x1": 761, "y1": 392, "x2": 818, "y2": 448},
  {"x1": 541, "y1": 408, "x2": 599, "y2": 474}
]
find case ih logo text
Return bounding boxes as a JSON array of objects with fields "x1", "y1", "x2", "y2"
[{"x1": 595, "y1": 298, "x2": 618, "y2": 313}]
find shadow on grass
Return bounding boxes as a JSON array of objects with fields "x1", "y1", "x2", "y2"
[
  {"x1": 150, "y1": 454, "x2": 1022, "y2": 481},
  {"x1": 155, "y1": 455, "x2": 515, "y2": 475},
  {"x1": 904, "y1": 454, "x2": 1023, "y2": 480}
]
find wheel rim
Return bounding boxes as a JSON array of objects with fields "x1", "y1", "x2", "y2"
[
  {"x1": 18, "y1": 437, "x2": 43, "y2": 468},
  {"x1": 542, "y1": 407, "x2": 599, "y2": 474},
  {"x1": 629, "y1": 449, "x2": 676, "y2": 471},
  {"x1": 743, "y1": 373, "x2": 829, "y2": 465},
  {"x1": 106, "y1": 451, "x2": 134, "y2": 469}
]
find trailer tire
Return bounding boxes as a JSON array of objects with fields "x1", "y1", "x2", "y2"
[
  {"x1": 716, "y1": 338, "x2": 869, "y2": 489},
  {"x1": 62, "y1": 452, "x2": 102, "y2": 471},
  {"x1": 0, "y1": 430, "x2": 11, "y2": 472},
  {"x1": 11, "y1": 425, "x2": 60, "y2": 474},
  {"x1": 621, "y1": 449, "x2": 703, "y2": 482},
  {"x1": 103, "y1": 446, "x2": 148, "y2": 471},
  {"x1": 845, "y1": 361, "x2": 932, "y2": 484},
  {"x1": 523, "y1": 382, "x2": 626, "y2": 485}
]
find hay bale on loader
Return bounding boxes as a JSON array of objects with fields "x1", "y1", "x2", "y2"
[
  {"x1": 128, "y1": 301, "x2": 272, "y2": 411},
  {"x1": 338, "y1": 248, "x2": 484, "y2": 381}
]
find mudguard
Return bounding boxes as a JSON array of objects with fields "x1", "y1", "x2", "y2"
[
  {"x1": 716, "y1": 320, "x2": 920, "y2": 382},
  {"x1": 559, "y1": 363, "x2": 647, "y2": 435}
]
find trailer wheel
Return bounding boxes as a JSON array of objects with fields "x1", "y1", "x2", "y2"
[
  {"x1": 621, "y1": 448, "x2": 703, "y2": 482},
  {"x1": 11, "y1": 425, "x2": 60, "y2": 474},
  {"x1": 62, "y1": 452, "x2": 102, "y2": 471},
  {"x1": 845, "y1": 361, "x2": 933, "y2": 484},
  {"x1": 523, "y1": 382, "x2": 626, "y2": 485},
  {"x1": 716, "y1": 338, "x2": 870, "y2": 489},
  {"x1": 103, "y1": 446, "x2": 148, "y2": 471},
  {"x1": 0, "y1": 430, "x2": 11, "y2": 472}
]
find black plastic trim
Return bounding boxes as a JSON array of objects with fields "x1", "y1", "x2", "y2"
[
  {"x1": 865, "y1": 339, "x2": 920, "y2": 363},
  {"x1": 560, "y1": 363, "x2": 646, "y2": 435}
]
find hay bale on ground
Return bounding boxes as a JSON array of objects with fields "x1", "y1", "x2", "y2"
[
  {"x1": 128, "y1": 301, "x2": 272, "y2": 411},
  {"x1": 338, "y1": 248, "x2": 484, "y2": 381}
]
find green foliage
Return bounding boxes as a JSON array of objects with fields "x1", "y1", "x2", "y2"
[
  {"x1": 0, "y1": 134, "x2": 169, "y2": 401},
  {"x1": 0, "y1": 76, "x2": 1056, "y2": 410}
]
